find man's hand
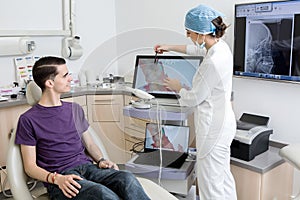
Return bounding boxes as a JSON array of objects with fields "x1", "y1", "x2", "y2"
[
  {"x1": 98, "y1": 159, "x2": 119, "y2": 170},
  {"x1": 55, "y1": 174, "x2": 83, "y2": 198}
]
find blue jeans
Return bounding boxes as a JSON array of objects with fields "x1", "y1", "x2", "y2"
[{"x1": 47, "y1": 163, "x2": 150, "y2": 200}]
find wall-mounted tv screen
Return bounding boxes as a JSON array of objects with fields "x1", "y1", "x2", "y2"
[{"x1": 234, "y1": 0, "x2": 300, "y2": 82}]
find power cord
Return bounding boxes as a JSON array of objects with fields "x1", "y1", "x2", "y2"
[
  {"x1": 128, "y1": 97, "x2": 163, "y2": 186},
  {"x1": 155, "y1": 100, "x2": 163, "y2": 186},
  {"x1": 0, "y1": 165, "x2": 37, "y2": 198},
  {"x1": 130, "y1": 141, "x2": 144, "y2": 154}
]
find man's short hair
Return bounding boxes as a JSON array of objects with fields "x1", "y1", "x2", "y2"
[{"x1": 33, "y1": 56, "x2": 66, "y2": 91}]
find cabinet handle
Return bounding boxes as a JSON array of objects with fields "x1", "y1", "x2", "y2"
[
  {"x1": 8, "y1": 128, "x2": 14, "y2": 139},
  {"x1": 94, "y1": 99, "x2": 115, "y2": 102}
]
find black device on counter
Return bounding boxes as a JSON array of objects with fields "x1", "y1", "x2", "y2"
[{"x1": 231, "y1": 113, "x2": 273, "y2": 161}]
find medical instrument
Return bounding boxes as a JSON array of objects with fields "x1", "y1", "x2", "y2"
[
  {"x1": 154, "y1": 51, "x2": 158, "y2": 63},
  {"x1": 62, "y1": 36, "x2": 83, "y2": 60},
  {"x1": 123, "y1": 86, "x2": 154, "y2": 109}
]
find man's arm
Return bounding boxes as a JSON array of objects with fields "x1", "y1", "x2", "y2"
[
  {"x1": 20, "y1": 145, "x2": 83, "y2": 198},
  {"x1": 21, "y1": 145, "x2": 52, "y2": 182},
  {"x1": 154, "y1": 44, "x2": 187, "y2": 54},
  {"x1": 82, "y1": 130, "x2": 119, "y2": 169}
]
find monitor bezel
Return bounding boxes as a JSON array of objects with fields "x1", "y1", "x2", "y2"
[
  {"x1": 233, "y1": 0, "x2": 300, "y2": 83},
  {"x1": 144, "y1": 122, "x2": 190, "y2": 153},
  {"x1": 132, "y1": 55, "x2": 203, "y2": 99}
]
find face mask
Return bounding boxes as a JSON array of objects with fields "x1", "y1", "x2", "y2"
[{"x1": 194, "y1": 34, "x2": 206, "y2": 49}]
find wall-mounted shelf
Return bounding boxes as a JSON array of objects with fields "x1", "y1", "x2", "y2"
[{"x1": 0, "y1": 30, "x2": 71, "y2": 37}]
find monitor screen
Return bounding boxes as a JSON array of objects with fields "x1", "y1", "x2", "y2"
[
  {"x1": 234, "y1": 0, "x2": 300, "y2": 82},
  {"x1": 132, "y1": 55, "x2": 203, "y2": 98},
  {"x1": 144, "y1": 123, "x2": 190, "y2": 153}
]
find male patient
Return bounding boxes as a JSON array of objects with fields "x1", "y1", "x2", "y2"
[{"x1": 15, "y1": 56, "x2": 150, "y2": 200}]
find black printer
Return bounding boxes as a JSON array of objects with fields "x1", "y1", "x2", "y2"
[{"x1": 231, "y1": 113, "x2": 273, "y2": 161}]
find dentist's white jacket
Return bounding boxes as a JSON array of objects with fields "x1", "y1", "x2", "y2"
[{"x1": 179, "y1": 39, "x2": 236, "y2": 158}]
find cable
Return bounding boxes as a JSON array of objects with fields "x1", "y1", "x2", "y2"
[
  {"x1": 130, "y1": 141, "x2": 144, "y2": 154},
  {"x1": 0, "y1": 165, "x2": 12, "y2": 198},
  {"x1": 155, "y1": 100, "x2": 163, "y2": 186},
  {"x1": 0, "y1": 165, "x2": 37, "y2": 198}
]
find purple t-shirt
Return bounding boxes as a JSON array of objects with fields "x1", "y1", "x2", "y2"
[{"x1": 15, "y1": 101, "x2": 91, "y2": 173}]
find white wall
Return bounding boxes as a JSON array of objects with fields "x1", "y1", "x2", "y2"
[{"x1": 0, "y1": 0, "x2": 117, "y2": 87}]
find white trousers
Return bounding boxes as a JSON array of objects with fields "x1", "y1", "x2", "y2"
[{"x1": 196, "y1": 136, "x2": 237, "y2": 200}]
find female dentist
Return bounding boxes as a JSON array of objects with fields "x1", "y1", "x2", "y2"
[{"x1": 154, "y1": 5, "x2": 237, "y2": 200}]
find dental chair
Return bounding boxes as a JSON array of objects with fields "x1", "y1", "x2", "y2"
[
  {"x1": 279, "y1": 143, "x2": 300, "y2": 200},
  {"x1": 7, "y1": 81, "x2": 177, "y2": 200}
]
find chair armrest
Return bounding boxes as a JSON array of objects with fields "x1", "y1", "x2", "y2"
[
  {"x1": 136, "y1": 177, "x2": 178, "y2": 200},
  {"x1": 279, "y1": 143, "x2": 300, "y2": 170},
  {"x1": 7, "y1": 126, "x2": 33, "y2": 200}
]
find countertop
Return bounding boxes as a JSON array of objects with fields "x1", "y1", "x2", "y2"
[
  {"x1": 123, "y1": 105, "x2": 195, "y2": 121},
  {"x1": 0, "y1": 86, "x2": 131, "y2": 108},
  {"x1": 230, "y1": 146, "x2": 284, "y2": 173}
]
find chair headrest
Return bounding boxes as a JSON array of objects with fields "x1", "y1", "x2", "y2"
[{"x1": 26, "y1": 81, "x2": 42, "y2": 106}]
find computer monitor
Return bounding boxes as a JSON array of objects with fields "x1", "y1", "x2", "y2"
[
  {"x1": 234, "y1": 0, "x2": 300, "y2": 82},
  {"x1": 144, "y1": 123, "x2": 190, "y2": 153},
  {"x1": 132, "y1": 55, "x2": 203, "y2": 99}
]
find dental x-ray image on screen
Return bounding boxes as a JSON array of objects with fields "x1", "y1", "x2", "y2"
[
  {"x1": 133, "y1": 55, "x2": 203, "y2": 99},
  {"x1": 234, "y1": 1, "x2": 300, "y2": 82}
]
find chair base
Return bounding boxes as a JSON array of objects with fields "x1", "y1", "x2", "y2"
[{"x1": 291, "y1": 191, "x2": 300, "y2": 200}]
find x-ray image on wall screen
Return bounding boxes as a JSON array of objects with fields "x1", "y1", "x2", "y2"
[{"x1": 234, "y1": 1, "x2": 300, "y2": 82}]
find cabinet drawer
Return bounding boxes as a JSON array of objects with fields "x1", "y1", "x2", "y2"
[
  {"x1": 90, "y1": 95, "x2": 123, "y2": 105},
  {"x1": 124, "y1": 127, "x2": 145, "y2": 139},
  {"x1": 63, "y1": 95, "x2": 86, "y2": 106},
  {"x1": 125, "y1": 134, "x2": 144, "y2": 161},
  {"x1": 87, "y1": 95, "x2": 123, "y2": 122},
  {"x1": 63, "y1": 96, "x2": 88, "y2": 119},
  {"x1": 124, "y1": 116, "x2": 149, "y2": 132},
  {"x1": 125, "y1": 134, "x2": 144, "y2": 152},
  {"x1": 92, "y1": 104, "x2": 120, "y2": 122}
]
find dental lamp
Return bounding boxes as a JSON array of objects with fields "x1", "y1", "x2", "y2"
[
  {"x1": 124, "y1": 86, "x2": 154, "y2": 109},
  {"x1": 62, "y1": 36, "x2": 83, "y2": 60}
]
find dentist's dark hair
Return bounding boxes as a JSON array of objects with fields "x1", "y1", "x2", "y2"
[{"x1": 211, "y1": 16, "x2": 229, "y2": 38}]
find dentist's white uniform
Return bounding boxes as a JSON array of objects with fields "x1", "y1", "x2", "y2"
[{"x1": 179, "y1": 40, "x2": 237, "y2": 200}]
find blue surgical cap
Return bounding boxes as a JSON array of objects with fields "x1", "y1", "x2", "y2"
[{"x1": 185, "y1": 5, "x2": 224, "y2": 35}]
